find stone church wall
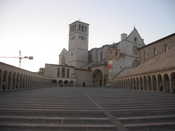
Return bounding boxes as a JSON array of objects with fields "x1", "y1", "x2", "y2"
[
  {"x1": 75, "y1": 69, "x2": 92, "y2": 87},
  {"x1": 139, "y1": 33, "x2": 175, "y2": 64}
]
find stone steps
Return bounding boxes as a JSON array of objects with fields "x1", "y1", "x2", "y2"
[
  {"x1": 0, "y1": 123, "x2": 117, "y2": 131},
  {"x1": 0, "y1": 116, "x2": 111, "y2": 125},
  {"x1": 0, "y1": 87, "x2": 175, "y2": 131},
  {"x1": 119, "y1": 115, "x2": 175, "y2": 124},
  {"x1": 124, "y1": 122, "x2": 175, "y2": 131},
  {"x1": 0, "y1": 110, "x2": 106, "y2": 118}
]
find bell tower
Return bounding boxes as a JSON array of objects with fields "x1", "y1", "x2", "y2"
[{"x1": 68, "y1": 21, "x2": 89, "y2": 67}]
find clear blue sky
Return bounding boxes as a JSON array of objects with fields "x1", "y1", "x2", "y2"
[{"x1": 0, "y1": 0, "x2": 175, "y2": 72}]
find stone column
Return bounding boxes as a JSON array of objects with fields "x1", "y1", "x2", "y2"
[
  {"x1": 150, "y1": 77, "x2": 153, "y2": 92},
  {"x1": 162, "y1": 75, "x2": 166, "y2": 92},
  {"x1": 169, "y1": 78, "x2": 173, "y2": 93},
  {"x1": 0, "y1": 70, "x2": 2, "y2": 91},
  {"x1": 5, "y1": 72, "x2": 9, "y2": 91}
]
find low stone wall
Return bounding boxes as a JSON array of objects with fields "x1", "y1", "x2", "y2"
[{"x1": 0, "y1": 62, "x2": 52, "y2": 92}]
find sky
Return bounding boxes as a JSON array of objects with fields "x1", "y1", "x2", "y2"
[{"x1": 0, "y1": 0, "x2": 175, "y2": 72}]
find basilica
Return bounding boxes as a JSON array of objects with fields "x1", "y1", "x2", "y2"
[{"x1": 43, "y1": 20, "x2": 145, "y2": 87}]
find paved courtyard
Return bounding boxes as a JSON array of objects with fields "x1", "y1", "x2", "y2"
[{"x1": 0, "y1": 87, "x2": 175, "y2": 131}]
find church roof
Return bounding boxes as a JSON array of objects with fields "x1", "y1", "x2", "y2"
[
  {"x1": 59, "y1": 48, "x2": 68, "y2": 56},
  {"x1": 70, "y1": 20, "x2": 89, "y2": 25},
  {"x1": 139, "y1": 33, "x2": 175, "y2": 50},
  {"x1": 89, "y1": 27, "x2": 143, "y2": 51},
  {"x1": 126, "y1": 27, "x2": 143, "y2": 42}
]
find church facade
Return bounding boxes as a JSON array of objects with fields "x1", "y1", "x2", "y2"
[{"x1": 43, "y1": 21, "x2": 145, "y2": 87}]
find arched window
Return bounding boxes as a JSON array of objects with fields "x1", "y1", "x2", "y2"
[
  {"x1": 57, "y1": 68, "x2": 60, "y2": 77},
  {"x1": 153, "y1": 47, "x2": 158, "y2": 56},
  {"x1": 85, "y1": 26, "x2": 87, "y2": 32},
  {"x1": 62, "y1": 68, "x2": 65, "y2": 78},
  {"x1": 164, "y1": 44, "x2": 168, "y2": 52},
  {"x1": 81, "y1": 25, "x2": 84, "y2": 32},
  {"x1": 100, "y1": 51, "x2": 103, "y2": 62},
  {"x1": 79, "y1": 24, "x2": 81, "y2": 31},
  {"x1": 73, "y1": 25, "x2": 76, "y2": 31},
  {"x1": 67, "y1": 69, "x2": 70, "y2": 78}
]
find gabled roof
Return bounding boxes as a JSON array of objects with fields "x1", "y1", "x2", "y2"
[
  {"x1": 59, "y1": 48, "x2": 68, "y2": 56},
  {"x1": 126, "y1": 27, "x2": 143, "y2": 42}
]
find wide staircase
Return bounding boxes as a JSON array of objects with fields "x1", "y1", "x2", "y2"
[{"x1": 0, "y1": 87, "x2": 175, "y2": 131}]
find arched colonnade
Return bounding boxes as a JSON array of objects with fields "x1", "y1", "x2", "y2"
[
  {"x1": 0, "y1": 62, "x2": 51, "y2": 92},
  {"x1": 115, "y1": 71, "x2": 175, "y2": 93}
]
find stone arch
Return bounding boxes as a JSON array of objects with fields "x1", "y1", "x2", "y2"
[
  {"x1": 148, "y1": 75, "x2": 152, "y2": 91},
  {"x1": 64, "y1": 80, "x2": 68, "y2": 87},
  {"x1": 0, "y1": 69, "x2": 2, "y2": 90},
  {"x1": 143, "y1": 76, "x2": 148, "y2": 91},
  {"x1": 29, "y1": 76, "x2": 32, "y2": 88},
  {"x1": 123, "y1": 80, "x2": 125, "y2": 88},
  {"x1": 140, "y1": 77, "x2": 143, "y2": 90},
  {"x1": 135, "y1": 78, "x2": 138, "y2": 89},
  {"x1": 24, "y1": 75, "x2": 27, "y2": 88},
  {"x1": 164, "y1": 74, "x2": 170, "y2": 93},
  {"x1": 2, "y1": 70, "x2": 7, "y2": 91},
  {"x1": 152, "y1": 75, "x2": 157, "y2": 91},
  {"x1": 58, "y1": 80, "x2": 63, "y2": 87},
  {"x1": 138, "y1": 77, "x2": 140, "y2": 90},
  {"x1": 127, "y1": 79, "x2": 130, "y2": 88},
  {"x1": 132, "y1": 78, "x2": 136, "y2": 89},
  {"x1": 16, "y1": 73, "x2": 20, "y2": 89},
  {"x1": 119, "y1": 80, "x2": 122, "y2": 88},
  {"x1": 12, "y1": 72, "x2": 16, "y2": 89},
  {"x1": 70, "y1": 80, "x2": 74, "y2": 87},
  {"x1": 26, "y1": 75, "x2": 28, "y2": 88},
  {"x1": 93, "y1": 69, "x2": 103, "y2": 87},
  {"x1": 27, "y1": 75, "x2": 30, "y2": 88},
  {"x1": 22, "y1": 74, "x2": 26, "y2": 88},
  {"x1": 121, "y1": 80, "x2": 123, "y2": 88},
  {"x1": 125, "y1": 79, "x2": 127, "y2": 88},
  {"x1": 136, "y1": 77, "x2": 139, "y2": 90},
  {"x1": 123, "y1": 79, "x2": 126, "y2": 88},
  {"x1": 158, "y1": 74, "x2": 163, "y2": 92},
  {"x1": 20, "y1": 74, "x2": 23, "y2": 88},
  {"x1": 8, "y1": 72, "x2": 12, "y2": 90},
  {"x1": 24, "y1": 74, "x2": 26, "y2": 88},
  {"x1": 27, "y1": 76, "x2": 30, "y2": 88},
  {"x1": 171, "y1": 72, "x2": 175, "y2": 93},
  {"x1": 82, "y1": 82, "x2": 86, "y2": 87},
  {"x1": 126, "y1": 79, "x2": 128, "y2": 88},
  {"x1": 131, "y1": 78, "x2": 133, "y2": 89},
  {"x1": 129, "y1": 78, "x2": 132, "y2": 88},
  {"x1": 19, "y1": 74, "x2": 23, "y2": 88},
  {"x1": 124, "y1": 79, "x2": 126, "y2": 88},
  {"x1": 104, "y1": 74, "x2": 108, "y2": 86},
  {"x1": 121, "y1": 80, "x2": 124, "y2": 88}
]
